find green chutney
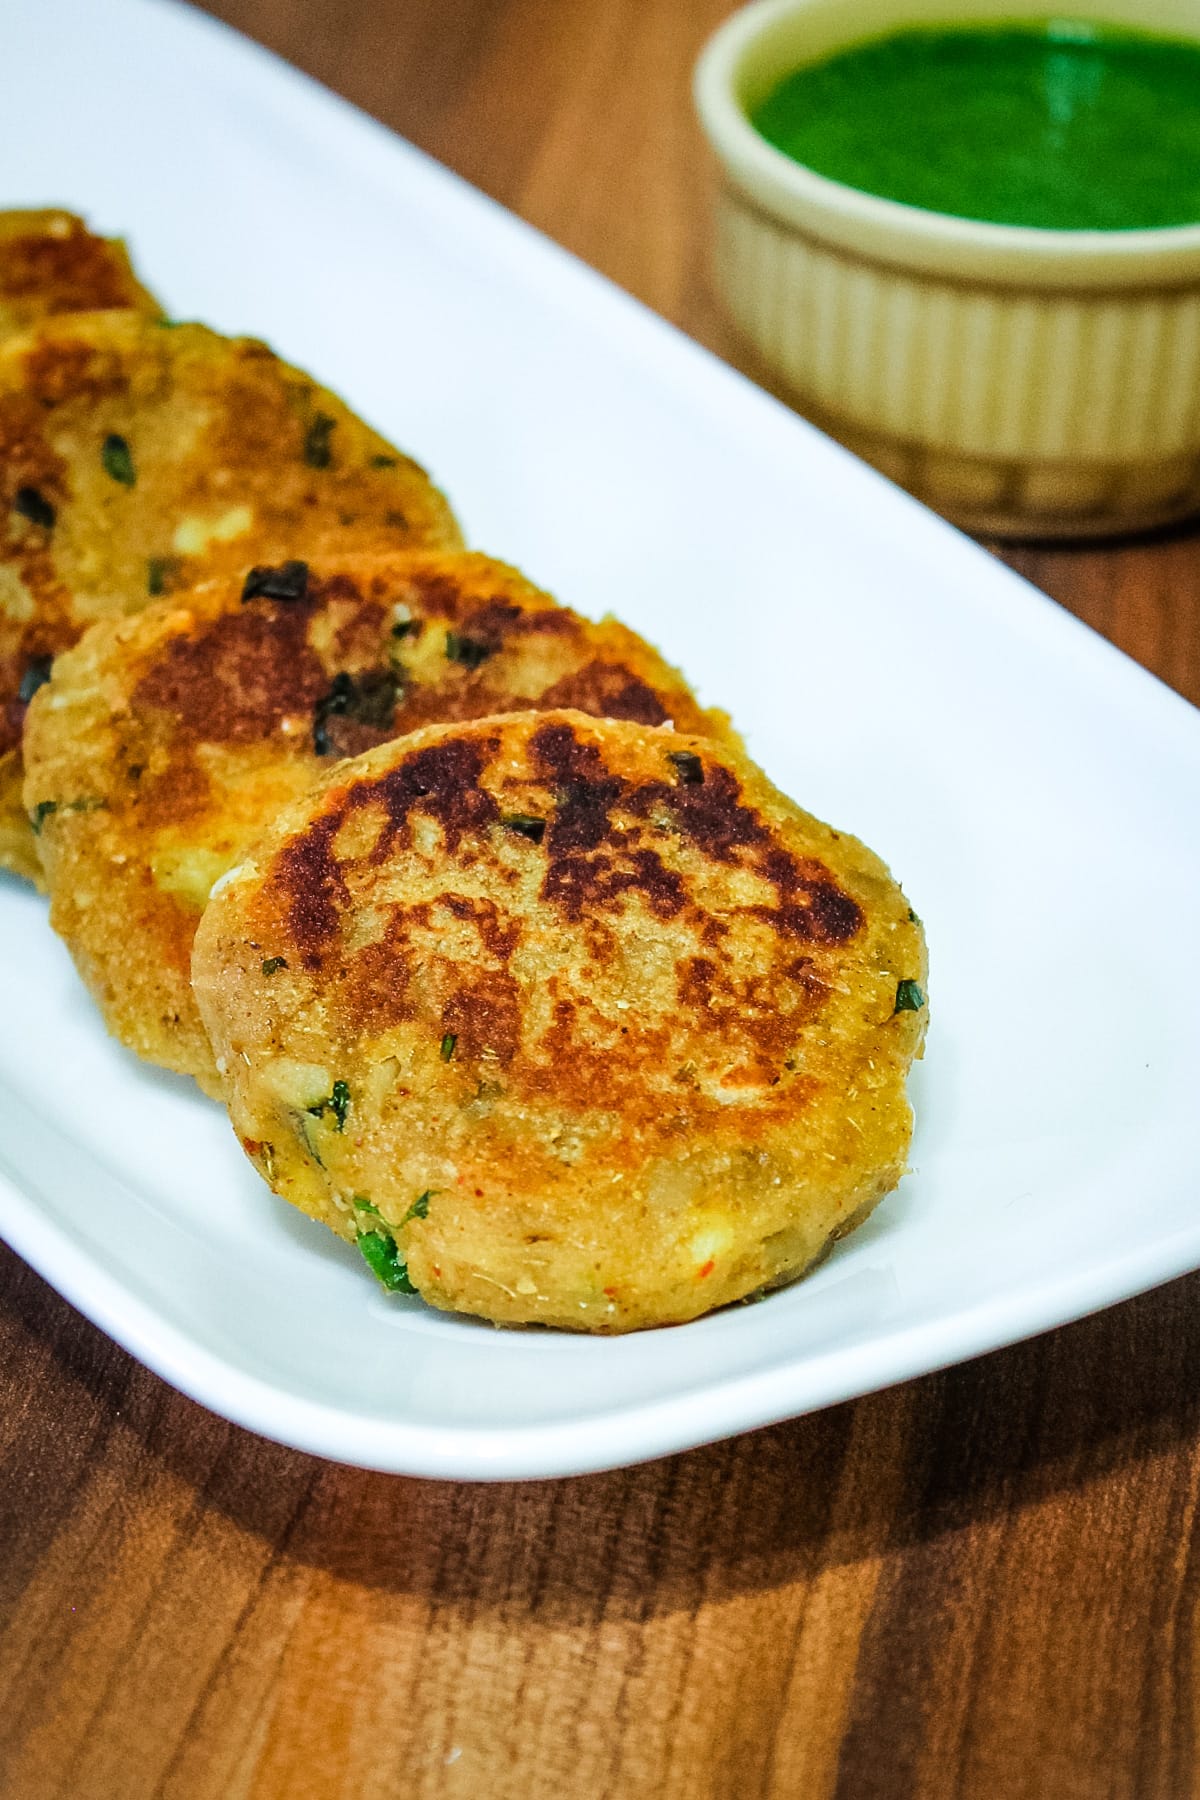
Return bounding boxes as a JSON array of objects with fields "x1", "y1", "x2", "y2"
[{"x1": 750, "y1": 22, "x2": 1200, "y2": 231}]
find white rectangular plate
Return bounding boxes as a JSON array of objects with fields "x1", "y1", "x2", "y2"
[{"x1": 3, "y1": 0, "x2": 1199, "y2": 1481}]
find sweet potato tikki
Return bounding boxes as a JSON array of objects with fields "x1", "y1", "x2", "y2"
[
  {"x1": 0, "y1": 313, "x2": 460, "y2": 879},
  {"x1": 0, "y1": 209, "x2": 161, "y2": 340},
  {"x1": 192, "y1": 710, "x2": 928, "y2": 1331},
  {"x1": 23, "y1": 551, "x2": 734, "y2": 1091}
]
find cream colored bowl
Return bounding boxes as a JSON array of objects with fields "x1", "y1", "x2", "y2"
[{"x1": 695, "y1": 0, "x2": 1200, "y2": 537}]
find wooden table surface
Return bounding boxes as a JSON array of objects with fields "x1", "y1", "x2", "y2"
[{"x1": 3, "y1": 3, "x2": 1199, "y2": 1795}]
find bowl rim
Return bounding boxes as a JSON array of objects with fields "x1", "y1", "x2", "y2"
[{"x1": 694, "y1": 0, "x2": 1200, "y2": 290}]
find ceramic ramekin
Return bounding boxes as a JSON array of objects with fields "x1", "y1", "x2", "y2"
[{"x1": 695, "y1": 0, "x2": 1200, "y2": 537}]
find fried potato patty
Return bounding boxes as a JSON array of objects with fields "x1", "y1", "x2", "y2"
[
  {"x1": 0, "y1": 313, "x2": 461, "y2": 879},
  {"x1": 0, "y1": 210, "x2": 160, "y2": 340},
  {"x1": 24, "y1": 551, "x2": 734, "y2": 1090},
  {"x1": 192, "y1": 711, "x2": 927, "y2": 1332}
]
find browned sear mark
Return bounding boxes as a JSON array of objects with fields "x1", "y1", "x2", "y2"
[
  {"x1": 132, "y1": 603, "x2": 327, "y2": 743},
  {"x1": 0, "y1": 224, "x2": 142, "y2": 313},
  {"x1": 274, "y1": 736, "x2": 501, "y2": 965},
  {"x1": 539, "y1": 662, "x2": 670, "y2": 725},
  {"x1": 529, "y1": 719, "x2": 863, "y2": 945}
]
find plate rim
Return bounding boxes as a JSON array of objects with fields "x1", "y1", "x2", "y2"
[{"x1": 5, "y1": 1144, "x2": 1200, "y2": 1480}]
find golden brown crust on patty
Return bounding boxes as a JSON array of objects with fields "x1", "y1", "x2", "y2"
[
  {"x1": 192, "y1": 711, "x2": 927, "y2": 1331},
  {"x1": 0, "y1": 748, "x2": 39, "y2": 883},
  {"x1": 23, "y1": 551, "x2": 735, "y2": 1088},
  {"x1": 0, "y1": 210, "x2": 160, "y2": 339},
  {"x1": 0, "y1": 313, "x2": 461, "y2": 872}
]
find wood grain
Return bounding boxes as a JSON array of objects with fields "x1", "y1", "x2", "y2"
[{"x1": 2, "y1": 3, "x2": 1199, "y2": 1795}]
